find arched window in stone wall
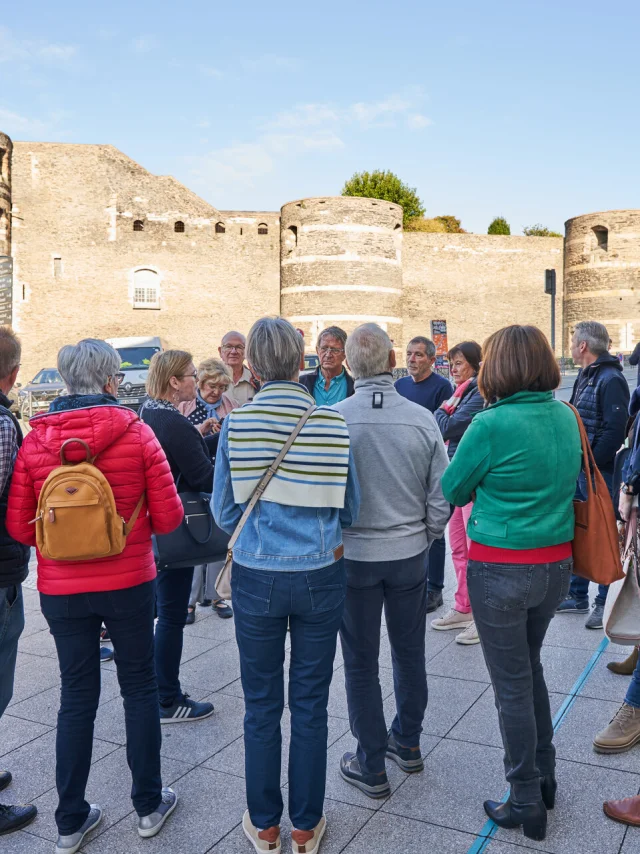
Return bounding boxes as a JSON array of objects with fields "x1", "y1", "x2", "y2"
[
  {"x1": 215, "y1": 222, "x2": 226, "y2": 234},
  {"x1": 591, "y1": 226, "x2": 608, "y2": 252},
  {"x1": 174, "y1": 221, "x2": 185, "y2": 233},
  {"x1": 258, "y1": 223, "x2": 268, "y2": 235},
  {"x1": 133, "y1": 268, "x2": 160, "y2": 309},
  {"x1": 284, "y1": 225, "x2": 298, "y2": 254},
  {"x1": 133, "y1": 220, "x2": 144, "y2": 232}
]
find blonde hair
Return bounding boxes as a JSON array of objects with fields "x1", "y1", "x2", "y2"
[
  {"x1": 197, "y1": 357, "x2": 232, "y2": 390},
  {"x1": 146, "y1": 350, "x2": 193, "y2": 400}
]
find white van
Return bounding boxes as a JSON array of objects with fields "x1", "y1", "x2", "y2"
[{"x1": 106, "y1": 336, "x2": 164, "y2": 411}]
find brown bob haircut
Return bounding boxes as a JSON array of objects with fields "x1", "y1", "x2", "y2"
[
  {"x1": 478, "y1": 325, "x2": 560, "y2": 400},
  {"x1": 448, "y1": 341, "x2": 482, "y2": 373}
]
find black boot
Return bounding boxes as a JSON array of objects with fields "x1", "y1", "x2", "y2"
[
  {"x1": 484, "y1": 798, "x2": 547, "y2": 841},
  {"x1": 540, "y1": 774, "x2": 556, "y2": 810},
  {"x1": 0, "y1": 803, "x2": 38, "y2": 835}
]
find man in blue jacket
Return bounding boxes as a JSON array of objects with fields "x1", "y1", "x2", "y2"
[{"x1": 557, "y1": 321, "x2": 630, "y2": 628}]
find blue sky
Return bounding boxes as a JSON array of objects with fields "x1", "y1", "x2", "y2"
[{"x1": 2, "y1": 0, "x2": 639, "y2": 233}]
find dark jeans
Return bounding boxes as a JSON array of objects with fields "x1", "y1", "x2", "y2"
[
  {"x1": 467, "y1": 559, "x2": 572, "y2": 803},
  {"x1": 625, "y1": 652, "x2": 640, "y2": 708},
  {"x1": 155, "y1": 566, "x2": 194, "y2": 706},
  {"x1": 40, "y1": 580, "x2": 162, "y2": 835},
  {"x1": 232, "y1": 559, "x2": 345, "y2": 831},
  {"x1": 569, "y1": 469, "x2": 612, "y2": 606},
  {"x1": 340, "y1": 551, "x2": 428, "y2": 774},
  {"x1": 0, "y1": 584, "x2": 24, "y2": 718},
  {"x1": 426, "y1": 536, "x2": 446, "y2": 593}
]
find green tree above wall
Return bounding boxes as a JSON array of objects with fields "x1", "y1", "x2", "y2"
[
  {"x1": 523, "y1": 223, "x2": 563, "y2": 238},
  {"x1": 488, "y1": 216, "x2": 511, "y2": 235},
  {"x1": 342, "y1": 170, "x2": 425, "y2": 226}
]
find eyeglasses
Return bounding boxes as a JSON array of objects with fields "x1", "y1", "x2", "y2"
[
  {"x1": 111, "y1": 373, "x2": 125, "y2": 385},
  {"x1": 318, "y1": 347, "x2": 344, "y2": 355},
  {"x1": 177, "y1": 372, "x2": 198, "y2": 379},
  {"x1": 203, "y1": 383, "x2": 229, "y2": 392},
  {"x1": 222, "y1": 344, "x2": 245, "y2": 352}
]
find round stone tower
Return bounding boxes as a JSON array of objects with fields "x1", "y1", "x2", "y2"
[
  {"x1": 0, "y1": 132, "x2": 12, "y2": 257},
  {"x1": 564, "y1": 210, "x2": 640, "y2": 352},
  {"x1": 280, "y1": 196, "x2": 403, "y2": 348}
]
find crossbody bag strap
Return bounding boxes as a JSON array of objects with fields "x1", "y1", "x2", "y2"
[{"x1": 227, "y1": 403, "x2": 316, "y2": 552}]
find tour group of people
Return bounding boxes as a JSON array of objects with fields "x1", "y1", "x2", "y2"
[{"x1": 0, "y1": 317, "x2": 640, "y2": 852}]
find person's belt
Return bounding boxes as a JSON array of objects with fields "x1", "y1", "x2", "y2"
[{"x1": 334, "y1": 544, "x2": 344, "y2": 561}]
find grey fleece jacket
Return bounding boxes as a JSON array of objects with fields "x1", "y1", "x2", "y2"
[{"x1": 334, "y1": 374, "x2": 450, "y2": 562}]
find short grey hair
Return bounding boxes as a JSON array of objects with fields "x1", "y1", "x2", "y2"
[
  {"x1": 247, "y1": 317, "x2": 304, "y2": 383},
  {"x1": 346, "y1": 323, "x2": 393, "y2": 379},
  {"x1": 317, "y1": 326, "x2": 347, "y2": 350},
  {"x1": 573, "y1": 321, "x2": 610, "y2": 356},
  {"x1": 57, "y1": 338, "x2": 121, "y2": 395},
  {"x1": 0, "y1": 327, "x2": 21, "y2": 380},
  {"x1": 407, "y1": 336, "x2": 436, "y2": 359}
]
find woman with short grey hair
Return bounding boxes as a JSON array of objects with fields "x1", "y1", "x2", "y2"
[
  {"x1": 213, "y1": 316, "x2": 360, "y2": 854},
  {"x1": 7, "y1": 338, "x2": 184, "y2": 850}
]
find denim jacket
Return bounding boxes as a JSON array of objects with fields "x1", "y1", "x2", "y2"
[{"x1": 211, "y1": 385, "x2": 360, "y2": 571}]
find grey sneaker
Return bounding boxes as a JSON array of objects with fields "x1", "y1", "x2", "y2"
[
  {"x1": 55, "y1": 805, "x2": 103, "y2": 854},
  {"x1": 586, "y1": 604, "x2": 605, "y2": 630},
  {"x1": 138, "y1": 787, "x2": 178, "y2": 838}
]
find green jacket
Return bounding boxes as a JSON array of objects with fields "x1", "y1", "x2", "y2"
[{"x1": 441, "y1": 391, "x2": 582, "y2": 549}]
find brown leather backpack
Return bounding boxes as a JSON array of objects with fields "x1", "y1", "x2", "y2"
[{"x1": 31, "y1": 438, "x2": 144, "y2": 561}]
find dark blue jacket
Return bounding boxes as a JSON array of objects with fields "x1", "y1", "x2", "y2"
[
  {"x1": 571, "y1": 352, "x2": 629, "y2": 473},
  {"x1": 0, "y1": 393, "x2": 30, "y2": 587},
  {"x1": 434, "y1": 377, "x2": 484, "y2": 460}
]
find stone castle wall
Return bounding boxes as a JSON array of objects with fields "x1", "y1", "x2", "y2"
[
  {"x1": 0, "y1": 132, "x2": 12, "y2": 257},
  {"x1": 564, "y1": 210, "x2": 640, "y2": 353}
]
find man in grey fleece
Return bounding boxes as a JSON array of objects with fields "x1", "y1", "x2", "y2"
[{"x1": 333, "y1": 323, "x2": 449, "y2": 799}]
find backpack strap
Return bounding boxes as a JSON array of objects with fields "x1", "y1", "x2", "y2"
[{"x1": 124, "y1": 493, "x2": 146, "y2": 535}]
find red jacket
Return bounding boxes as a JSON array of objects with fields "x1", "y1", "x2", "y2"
[{"x1": 7, "y1": 404, "x2": 184, "y2": 595}]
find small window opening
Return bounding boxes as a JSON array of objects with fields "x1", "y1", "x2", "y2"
[
  {"x1": 394, "y1": 223, "x2": 401, "y2": 230},
  {"x1": 215, "y1": 222, "x2": 226, "y2": 234},
  {"x1": 53, "y1": 256, "x2": 62, "y2": 277},
  {"x1": 240, "y1": 227, "x2": 243, "y2": 236},
  {"x1": 133, "y1": 220, "x2": 144, "y2": 232},
  {"x1": 174, "y1": 221, "x2": 185, "y2": 233},
  {"x1": 285, "y1": 225, "x2": 298, "y2": 253},
  {"x1": 22, "y1": 284, "x2": 25, "y2": 301},
  {"x1": 592, "y1": 226, "x2": 608, "y2": 252},
  {"x1": 258, "y1": 223, "x2": 268, "y2": 235}
]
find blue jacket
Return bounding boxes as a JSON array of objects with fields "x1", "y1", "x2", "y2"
[
  {"x1": 434, "y1": 377, "x2": 484, "y2": 459},
  {"x1": 571, "y1": 353, "x2": 629, "y2": 473},
  {"x1": 211, "y1": 396, "x2": 361, "y2": 571}
]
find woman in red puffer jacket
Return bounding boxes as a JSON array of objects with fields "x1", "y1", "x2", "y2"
[{"x1": 6, "y1": 339, "x2": 184, "y2": 851}]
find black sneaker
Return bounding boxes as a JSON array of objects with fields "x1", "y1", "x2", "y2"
[
  {"x1": 185, "y1": 608, "x2": 195, "y2": 625},
  {"x1": 556, "y1": 596, "x2": 589, "y2": 615},
  {"x1": 386, "y1": 731, "x2": 424, "y2": 773},
  {"x1": 213, "y1": 599, "x2": 233, "y2": 619},
  {"x1": 199, "y1": 599, "x2": 212, "y2": 608},
  {"x1": 426, "y1": 590, "x2": 444, "y2": 614},
  {"x1": 160, "y1": 694, "x2": 214, "y2": 724},
  {"x1": 0, "y1": 803, "x2": 37, "y2": 835},
  {"x1": 339, "y1": 752, "x2": 390, "y2": 799},
  {"x1": 0, "y1": 771, "x2": 11, "y2": 792}
]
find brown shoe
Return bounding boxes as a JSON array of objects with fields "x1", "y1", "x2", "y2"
[
  {"x1": 604, "y1": 795, "x2": 640, "y2": 826},
  {"x1": 593, "y1": 703, "x2": 640, "y2": 753},
  {"x1": 607, "y1": 647, "x2": 639, "y2": 676},
  {"x1": 242, "y1": 810, "x2": 281, "y2": 853}
]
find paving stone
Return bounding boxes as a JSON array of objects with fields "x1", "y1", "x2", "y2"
[
  {"x1": 159, "y1": 691, "x2": 246, "y2": 764},
  {"x1": 0, "y1": 713, "x2": 51, "y2": 758},
  {"x1": 178, "y1": 632, "x2": 225, "y2": 664},
  {"x1": 448, "y1": 690, "x2": 567, "y2": 750},
  {"x1": 176, "y1": 639, "x2": 241, "y2": 693},
  {"x1": 9, "y1": 652, "x2": 61, "y2": 705},
  {"x1": 382, "y1": 737, "x2": 505, "y2": 834},
  {"x1": 9, "y1": 671, "x2": 122, "y2": 728},
  {"x1": 544, "y1": 613, "x2": 607, "y2": 651},
  {"x1": 324, "y1": 730, "x2": 439, "y2": 812},
  {"x1": 205, "y1": 711, "x2": 350, "y2": 782},
  {"x1": 21, "y1": 587, "x2": 42, "y2": 611},
  {"x1": 540, "y1": 645, "x2": 595, "y2": 694},
  {"x1": 405, "y1": 675, "x2": 489, "y2": 738},
  {"x1": 341, "y1": 811, "x2": 480, "y2": 853},
  {"x1": 18, "y1": 628, "x2": 58, "y2": 659},
  {"x1": 555, "y1": 696, "x2": 640, "y2": 774},
  {"x1": 1, "y1": 730, "x2": 119, "y2": 803},
  {"x1": 619, "y1": 815, "x2": 640, "y2": 852},
  {"x1": 426, "y1": 638, "x2": 491, "y2": 684},
  {"x1": 579, "y1": 652, "x2": 633, "y2": 702},
  {"x1": 186, "y1": 611, "x2": 237, "y2": 642},
  {"x1": 82, "y1": 766, "x2": 247, "y2": 854},
  {"x1": 24, "y1": 748, "x2": 191, "y2": 841},
  {"x1": 495, "y1": 757, "x2": 640, "y2": 854},
  {"x1": 19, "y1": 609, "x2": 50, "y2": 638},
  {"x1": 209, "y1": 797, "x2": 374, "y2": 853},
  {"x1": 328, "y1": 665, "x2": 395, "y2": 720},
  {"x1": 217, "y1": 676, "x2": 245, "y2": 699},
  {"x1": 3, "y1": 830, "x2": 52, "y2": 853}
]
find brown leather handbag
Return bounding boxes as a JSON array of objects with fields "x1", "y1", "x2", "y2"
[{"x1": 565, "y1": 402, "x2": 624, "y2": 585}]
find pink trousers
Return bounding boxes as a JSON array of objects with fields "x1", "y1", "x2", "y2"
[{"x1": 448, "y1": 502, "x2": 473, "y2": 613}]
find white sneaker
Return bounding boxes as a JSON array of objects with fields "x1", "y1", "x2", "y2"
[
  {"x1": 431, "y1": 608, "x2": 473, "y2": 631},
  {"x1": 456, "y1": 621, "x2": 480, "y2": 645}
]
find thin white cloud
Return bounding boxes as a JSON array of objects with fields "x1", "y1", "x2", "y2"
[
  {"x1": 199, "y1": 64, "x2": 224, "y2": 78},
  {"x1": 262, "y1": 132, "x2": 344, "y2": 154},
  {"x1": 188, "y1": 142, "x2": 275, "y2": 193},
  {"x1": 0, "y1": 107, "x2": 47, "y2": 133},
  {"x1": 0, "y1": 26, "x2": 76, "y2": 64},
  {"x1": 265, "y1": 104, "x2": 340, "y2": 130},
  {"x1": 407, "y1": 113, "x2": 432, "y2": 129},
  {"x1": 131, "y1": 34, "x2": 158, "y2": 54},
  {"x1": 196, "y1": 120, "x2": 212, "y2": 128},
  {"x1": 350, "y1": 95, "x2": 414, "y2": 127}
]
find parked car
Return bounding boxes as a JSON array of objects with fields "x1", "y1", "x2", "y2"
[
  {"x1": 106, "y1": 336, "x2": 163, "y2": 411},
  {"x1": 17, "y1": 369, "x2": 67, "y2": 418},
  {"x1": 304, "y1": 353, "x2": 320, "y2": 370}
]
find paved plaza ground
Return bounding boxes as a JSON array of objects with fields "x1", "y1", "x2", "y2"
[{"x1": 2, "y1": 550, "x2": 639, "y2": 854}]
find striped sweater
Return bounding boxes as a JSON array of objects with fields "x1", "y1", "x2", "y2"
[{"x1": 227, "y1": 381, "x2": 350, "y2": 508}]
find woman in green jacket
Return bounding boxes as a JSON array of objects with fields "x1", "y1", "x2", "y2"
[{"x1": 441, "y1": 325, "x2": 582, "y2": 843}]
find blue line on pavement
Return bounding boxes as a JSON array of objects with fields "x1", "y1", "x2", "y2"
[{"x1": 466, "y1": 635, "x2": 611, "y2": 854}]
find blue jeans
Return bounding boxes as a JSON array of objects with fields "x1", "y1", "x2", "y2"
[
  {"x1": 426, "y1": 536, "x2": 446, "y2": 593},
  {"x1": 40, "y1": 580, "x2": 162, "y2": 835},
  {"x1": 0, "y1": 584, "x2": 24, "y2": 718},
  {"x1": 340, "y1": 551, "x2": 428, "y2": 774},
  {"x1": 155, "y1": 566, "x2": 194, "y2": 706},
  {"x1": 232, "y1": 559, "x2": 345, "y2": 831},
  {"x1": 468, "y1": 559, "x2": 572, "y2": 803},
  {"x1": 625, "y1": 652, "x2": 640, "y2": 708},
  {"x1": 569, "y1": 470, "x2": 613, "y2": 606}
]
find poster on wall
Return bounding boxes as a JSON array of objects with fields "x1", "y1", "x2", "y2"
[
  {"x1": 430, "y1": 320, "x2": 450, "y2": 378},
  {"x1": 0, "y1": 257, "x2": 12, "y2": 328}
]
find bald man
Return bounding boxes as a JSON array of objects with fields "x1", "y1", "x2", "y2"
[{"x1": 218, "y1": 331, "x2": 259, "y2": 405}]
